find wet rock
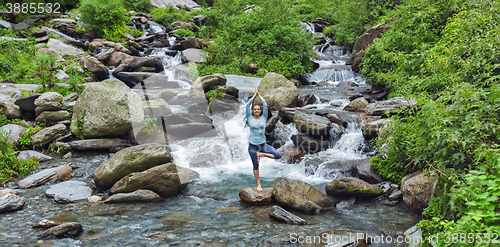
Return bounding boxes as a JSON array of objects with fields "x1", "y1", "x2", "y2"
[
  {"x1": 326, "y1": 177, "x2": 382, "y2": 199},
  {"x1": 344, "y1": 97, "x2": 369, "y2": 112},
  {"x1": 32, "y1": 124, "x2": 68, "y2": 147},
  {"x1": 35, "y1": 102, "x2": 63, "y2": 116},
  {"x1": 79, "y1": 56, "x2": 109, "y2": 81},
  {"x1": 326, "y1": 113, "x2": 348, "y2": 128},
  {"x1": 0, "y1": 102, "x2": 21, "y2": 119},
  {"x1": 208, "y1": 98, "x2": 239, "y2": 114},
  {"x1": 0, "y1": 188, "x2": 18, "y2": 198},
  {"x1": 34, "y1": 92, "x2": 63, "y2": 107},
  {"x1": 404, "y1": 225, "x2": 422, "y2": 247},
  {"x1": 273, "y1": 177, "x2": 338, "y2": 213},
  {"x1": 70, "y1": 78, "x2": 144, "y2": 139},
  {"x1": 388, "y1": 189, "x2": 402, "y2": 200},
  {"x1": 238, "y1": 187, "x2": 275, "y2": 205},
  {"x1": 296, "y1": 93, "x2": 316, "y2": 107},
  {"x1": 354, "y1": 158, "x2": 384, "y2": 184},
  {"x1": 278, "y1": 144, "x2": 307, "y2": 163},
  {"x1": 115, "y1": 72, "x2": 157, "y2": 86},
  {"x1": 180, "y1": 38, "x2": 208, "y2": 49},
  {"x1": 68, "y1": 138, "x2": 127, "y2": 151},
  {"x1": 46, "y1": 180, "x2": 92, "y2": 203},
  {"x1": 364, "y1": 97, "x2": 416, "y2": 116},
  {"x1": 293, "y1": 112, "x2": 333, "y2": 138},
  {"x1": 401, "y1": 171, "x2": 439, "y2": 212},
  {"x1": 105, "y1": 189, "x2": 163, "y2": 203},
  {"x1": 94, "y1": 143, "x2": 172, "y2": 189},
  {"x1": 143, "y1": 74, "x2": 181, "y2": 89},
  {"x1": 17, "y1": 150, "x2": 53, "y2": 162},
  {"x1": 270, "y1": 205, "x2": 306, "y2": 225},
  {"x1": 336, "y1": 197, "x2": 357, "y2": 209},
  {"x1": 214, "y1": 85, "x2": 239, "y2": 98},
  {"x1": 36, "y1": 110, "x2": 71, "y2": 124},
  {"x1": 165, "y1": 123, "x2": 215, "y2": 140},
  {"x1": 39, "y1": 222, "x2": 83, "y2": 239},
  {"x1": 362, "y1": 118, "x2": 390, "y2": 140},
  {"x1": 258, "y1": 72, "x2": 299, "y2": 110},
  {"x1": 129, "y1": 57, "x2": 164, "y2": 73},
  {"x1": 191, "y1": 74, "x2": 226, "y2": 92},
  {"x1": 0, "y1": 194, "x2": 25, "y2": 214},
  {"x1": 349, "y1": 21, "x2": 390, "y2": 73},
  {"x1": 0, "y1": 124, "x2": 26, "y2": 146},
  {"x1": 110, "y1": 163, "x2": 197, "y2": 197},
  {"x1": 32, "y1": 219, "x2": 59, "y2": 229},
  {"x1": 291, "y1": 134, "x2": 329, "y2": 154}
]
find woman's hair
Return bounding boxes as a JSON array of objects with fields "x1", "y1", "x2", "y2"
[{"x1": 252, "y1": 104, "x2": 263, "y2": 116}]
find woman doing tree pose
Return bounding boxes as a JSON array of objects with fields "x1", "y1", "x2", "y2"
[{"x1": 246, "y1": 87, "x2": 282, "y2": 192}]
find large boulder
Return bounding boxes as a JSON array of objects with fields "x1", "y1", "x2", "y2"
[
  {"x1": 325, "y1": 177, "x2": 382, "y2": 199},
  {"x1": 258, "y1": 72, "x2": 299, "y2": 110},
  {"x1": 70, "y1": 78, "x2": 144, "y2": 139},
  {"x1": 291, "y1": 135, "x2": 329, "y2": 154},
  {"x1": 181, "y1": 48, "x2": 207, "y2": 63},
  {"x1": 0, "y1": 124, "x2": 25, "y2": 146},
  {"x1": 93, "y1": 143, "x2": 172, "y2": 189},
  {"x1": 292, "y1": 112, "x2": 333, "y2": 138},
  {"x1": 401, "y1": 171, "x2": 439, "y2": 212},
  {"x1": 34, "y1": 92, "x2": 63, "y2": 107},
  {"x1": 354, "y1": 158, "x2": 384, "y2": 184},
  {"x1": 0, "y1": 102, "x2": 21, "y2": 119},
  {"x1": 143, "y1": 99, "x2": 171, "y2": 117},
  {"x1": 364, "y1": 97, "x2": 416, "y2": 116},
  {"x1": 343, "y1": 97, "x2": 369, "y2": 112},
  {"x1": 79, "y1": 56, "x2": 110, "y2": 81},
  {"x1": 36, "y1": 110, "x2": 71, "y2": 124},
  {"x1": 109, "y1": 163, "x2": 198, "y2": 197},
  {"x1": 272, "y1": 177, "x2": 338, "y2": 213},
  {"x1": 362, "y1": 118, "x2": 390, "y2": 140},
  {"x1": 0, "y1": 87, "x2": 22, "y2": 103}
]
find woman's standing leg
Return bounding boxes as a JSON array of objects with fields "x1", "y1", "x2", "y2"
[{"x1": 248, "y1": 144, "x2": 263, "y2": 191}]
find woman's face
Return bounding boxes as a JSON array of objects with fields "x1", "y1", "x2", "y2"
[{"x1": 252, "y1": 105, "x2": 262, "y2": 116}]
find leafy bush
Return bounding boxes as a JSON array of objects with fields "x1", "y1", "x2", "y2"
[
  {"x1": 199, "y1": 0, "x2": 315, "y2": 79},
  {"x1": 206, "y1": 89, "x2": 225, "y2": 100},
  {"x1": 174, "y1": 29, "x2": 195, "y2": 37},
  {"x1": 18, "y1": 125, "x2": 43, "y2": 150},
  {"x1": 0, "y1": 130, "x2": 39, "y2": 184},
  {"x1": 130, "y1": 29, "x2": 144, "y2": 37},
  {"x1": 79, "y1": 0, "x2": 128, "y2": 41},
  {"x1": 35, "y1": 52, "x2": 58, "y2": 88},
  {"x1": 139, "y1": 116, "x2": 158, "y2": 137}
]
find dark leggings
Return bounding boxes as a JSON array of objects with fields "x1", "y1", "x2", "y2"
[{"x1": 248, "y1": 143, "x2": 282, "y2": 170}]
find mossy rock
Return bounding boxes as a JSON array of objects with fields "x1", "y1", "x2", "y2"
[{"x1": 325, "y1": 177, "x2": 382, "y2": 199}]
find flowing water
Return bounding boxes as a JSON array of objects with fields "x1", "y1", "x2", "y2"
[{"x1": 0, "y1": 25, "x2": 421, "y2": 247}]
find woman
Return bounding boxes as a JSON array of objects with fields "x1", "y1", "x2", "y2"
[{"x1": 246, "y1": 87, "x2": 282, "y2": 192}]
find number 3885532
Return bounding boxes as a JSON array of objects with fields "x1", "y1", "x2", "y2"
[{"x1": 6, "y1": 3, "x2": 61, "y2": 14}]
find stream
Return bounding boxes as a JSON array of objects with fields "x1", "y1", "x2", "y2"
[{"x1": 0, "y1": 23, "x2": 421, "y2": 247}]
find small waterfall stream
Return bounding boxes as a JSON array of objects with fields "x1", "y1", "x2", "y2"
[{"x1": 0, "y1": 22, "x2": 422, "y2": 247}]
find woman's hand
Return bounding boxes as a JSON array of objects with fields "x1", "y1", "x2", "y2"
[{"x1": 255, "y1": 87, "x2": 263, "y2": 99}]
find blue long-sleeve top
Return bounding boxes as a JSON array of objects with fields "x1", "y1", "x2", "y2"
[{"x1": 246, "y1": 98, "x2": 268, "y2": 145}]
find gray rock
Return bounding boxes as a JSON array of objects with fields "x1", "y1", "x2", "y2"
[
  {"x1": 0, "y1": 87, "x2": 22, "y2": 103},
  {"x1": 0, "y1": 102, "x2": 21, "y2": 119},
  {"x1": 32, "y1": 123, "x2": 67, "y2": 147},
  {"x1": 17, "y1": 150, "x2": 53, "y2": 162},
  {"x1": 18, "y1": 165, "x2": 72, "y2": 189},
  {"x1": 291, "y1": 134, "x2": 329, "y2": 154},
  {"x1": 79, "y1": 56, "x2": 110, "y2": 81},
  {"x1": 208, "y1": 99, "x2": 239, "y2": 114},
  {"x1": 181, "y1": 48, "x2": 207, "y2": 63},
  {"x1": 238, "y1": 187, "x2": 275, "y2": 205},
  {"x1": 0, "y1": 19, "x2": 13, "y2": 29},
  {"x1": 115, "y1": 72, "x2": 157, "y2": 86},
  {"x1": 149, "y1": 0, "x2": 199, "y2": 9},
  {"x1": 325, "y1": 177, "x2": 382, "y2": 199},
  {"x1": 14, "y1": 94, "x2": 40, "y2": 111},
  {"x1": 404, "y1": 225, "x2": 423, "y2": 247},
  {"x1": 258, "y1": 72, "x2": 299, "y2": 110},
  {"x1": 46, "y1": 180, "x2": 92, "y2": 203},
  {"x1": 143, "y1": 99, "x2": 171, "y2": 117},
  {"x1": 110, "y1": 163, "x2": 198, "y2": 197},
  {"x1": 34, "y1": 92, "x2": 63, "y2": 107},
  {"x1": 93, "y1": 143, "x2": 172, "y2": 189},
  {"x1": 344, "y1": 97, "x2": 369, "y2": 112},
  {"x1": 191, "y1": 74, "x2": 226, "y2": 92},
  {"x1": 14, "y1": 22, "x2": 29, "y2": 31},
  {"x1": 0, "y1": 194, "x2": 25, "y2": 214},
  {"x1": 49, "y1": 18, "x2": 76, "y2": 24},
  {"x1": 273, "y1": 177, "x2": 338, "y2": 213},
  {"x1": 401, "y1": 171, "x2": 439, "y2": 212},
  {"x1": 68, "y1": 138, "x2": 127, "y2": 150},
  {"x1": 12, "y1": 84, "x2": 41, "y2": 92},
  {"x1": 143, "y1": 74, "x2": 181, "y2": 89},
  {"x1": 70, "y1": 78, "x2": 144, "y2": 139},
  {"x1": 55, "y1": 70, "x2": 70, "y2": 80},
  {"x1": 355, "y1": 158, "x2": 384, "y2": 184},
  {"x1": 35, "y1": 102, "x2": 63, "y2": 116},
  {"x1": 0, "y1": 124, "x2": 26, "y2": 146},
  {"x1": 105, "y1": 189, "x2": 163, "y2": 203},
  {"x1": 36, "y1": 110, "x2": 71, "y2": 124},
  {"x1": 270, "y1": 205, "x2": 306, "y2": 225},
  {"x1": 293, "y1": 112, "x2": 335, "y2": 138},
  {"x1": 364, "y1": 97, "x2": 416, "y2": 116},
  {"x1": 39, "y1": 38, "x2": 86, "y2": 59},
  {"x1": 40, "y1": 222, "x2": 83, "y2": 239},
  {"x1": 39, "y1": 27, "x2": 84, "y2": 48}
]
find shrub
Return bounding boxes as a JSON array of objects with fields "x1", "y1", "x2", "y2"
[
  {"x1": 124, "y1": 0, "x2": 153, "y2": 13},
  {"x1": 174, "y1": 29, "x2": 195, "y2": 37},
  {"x1": 152, "y1": 6, "x2": 190, "y2": 26},
  {"x1": 79, "y1": 0, "x2": 128, "y2": 41},
  {"x1": 0, "y1": 130, "x2": 39, "y2": 184},
  {"x1": 206, "y1": 89, "x2": 225, "y2": 100}
]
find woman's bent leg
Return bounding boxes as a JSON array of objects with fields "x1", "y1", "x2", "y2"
[{"x1": 258, "y1": 143, "x2": 282, "y2": 160}]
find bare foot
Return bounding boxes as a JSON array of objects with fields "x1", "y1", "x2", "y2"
[{"x1": 256, "y1": 186, "x2": 263, "y2": 192}]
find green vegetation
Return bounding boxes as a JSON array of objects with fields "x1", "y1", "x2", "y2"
[
  {"x1": 362, "y1": 0, "x2": 500, "y2": 244},
  {"x1": 79, "y1": 0, "x2": 129, "y2": 42},
  {"x1": 139, "y1": 116, "x2": 159, "y2": 137},
  {"x1": 124, "y1": 0, "x2": 153, "y2": 13},
  {"x1": 206, "y1": 89, "x2": 225, "y2": 100},
  {"x1": 152, "y1": 6, "x2": 191, "y2": 27},
  {"x1": 0, "y1": 130, "x2": 40, "y2": 184},
  {"x1": 175, "y1": 29, "x2": 196, "y2": 38}
]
